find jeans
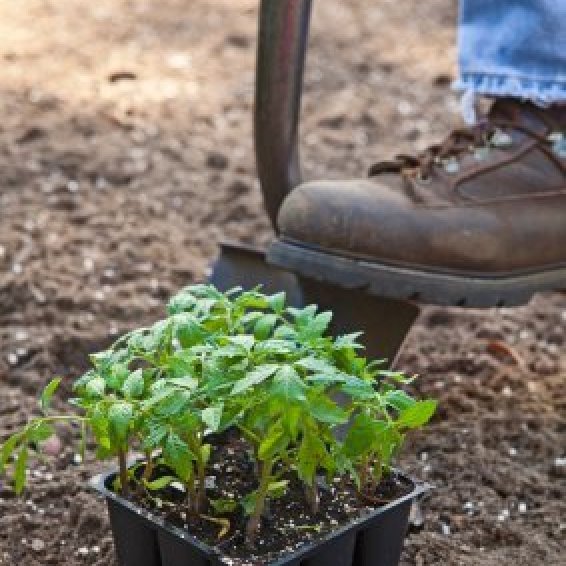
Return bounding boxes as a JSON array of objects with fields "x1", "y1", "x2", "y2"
[{"x1": 456, "y1": 0, "x2": 566, "y2": 105}]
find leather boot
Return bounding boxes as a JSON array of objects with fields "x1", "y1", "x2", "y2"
[{"x1": 270, "y1": 99, "x2": 566, "y2": 306}]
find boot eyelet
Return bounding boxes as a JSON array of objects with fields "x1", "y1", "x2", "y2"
[
  {"x1": 490, "y1": 128, "x2": 513, "y2": 149},
  {"x1": 474, "y1": 146, "x2": 490, "y2": 161},
  {"x1": 442, "y1": 157, "x2": 460, "y2": 174},
  {"x1": 548, "y1": 132, "x2": 566, "y2": 158}
]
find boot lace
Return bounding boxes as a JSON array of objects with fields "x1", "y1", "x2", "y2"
[{"x1": 369, "y1": 119, "x2": 566, "y2": 182}]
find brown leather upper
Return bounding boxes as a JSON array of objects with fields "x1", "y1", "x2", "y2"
[{"x1": 277, "y1": 99, "x2": 566, "y2": 275}]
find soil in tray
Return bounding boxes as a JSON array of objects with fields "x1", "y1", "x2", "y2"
[{"x1": 116, "y1": 435, "x2": 414, "y2": 566}]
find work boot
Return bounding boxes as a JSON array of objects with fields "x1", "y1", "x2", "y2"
[{"x1": 269, "y1": 98, "x2": 566, "y2": 307}]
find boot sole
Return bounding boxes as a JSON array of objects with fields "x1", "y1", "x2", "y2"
[{"x1": 267, "y1": 239, "x2": 566, "y2": 307}]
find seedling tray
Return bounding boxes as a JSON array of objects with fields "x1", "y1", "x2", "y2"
[{"x1": 91, "y1": 470, "x2": 430, "y2": 566}]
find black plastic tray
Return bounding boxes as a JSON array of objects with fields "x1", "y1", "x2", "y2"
[{"x1": 91, "y1": 470, "x2": 430, "y2": 566}]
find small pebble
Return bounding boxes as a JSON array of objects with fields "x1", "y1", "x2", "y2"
[
  {"x1": 498, "y1": 509, "x2": 510, "y2": 521},
  {"x1": 518, "y1": 502, "x2": 527, "y2": 513},
  {"x1": 41, "y1": 436, "x2": 63, "y2": 457},
  {"x1": 67, "y1": 180, "x2": 79, "y2": 192},
  {"x1": 31, "y1": 539, "x2": 45, "y2": 552}
]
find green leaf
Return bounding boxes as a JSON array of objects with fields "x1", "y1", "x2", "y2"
[
  {"x1": 122, "y1": 369, "x2": 144, "y2": 399},
  {"x1": 374, "y1": 426, "x2": 403, "y2": 468},
  {"x1": 163, "y1": 433, "x2": 194, "y2": 482},
  {"x1": 14, "y1": 446, "x2": 28, "y2": 494},
  {"x1": 165, "y1": 354, "x2": 194, "y2": 379},
  {"x1": 144, "y1": 475, "x2": 177, "y2": 491},
  {"x1": 283, "y1": 407, "x2": 301, "y2": 441},
  {"x1": 258, "y1": 425, "x2": 288, "y2": 461},
  {"x1": 85, "y1": 377, "x2": 106, "y2": 399},
  {"x1": 106, "y1": 364, "x2": 130, "y2": 391},
  {"x1": 241, "y1": 491, "x2": 257, "y2": 516},
  {"x1": 302, "y1": 311, "x2": 333, "y2": 338},
  {"x1": 210, "y1": 497, "x2": 239, "y2": 514},
  {"x1": 334, "y1": 332, "x2": 364, "y2": 349},
  {"x1": 254, "y1": 339, "x2": 296, "y2": 355},
  {"x1": 235, "y1": 291, "x2": 269, "y2": 310},
  {"x1": 155, "y1": 390, "x2": 191, "y2": 417},
  {"x1": 271, "y1": 365, "x2": 306, "y2": 403},
  {"x1": 167, "y1": 377, "x2": 198, "y2": 390},
  {"x1": 267, "y1": 479, "x2": 289, "y2": 497},
  {"x1": 201, "y1": 405, "x2": 223, "y2": 433},
  {"x1": 297, "y1": 429, "x2": 327, "y2": 484},
  {"x1": 309, "y1": 396, "x2": 349, "y2": 425},
  {"x1": 396, "y1": 400, "x2": 437, "y2": 429},
  {"x1": 39, "y1": 378, "x2": 61, "y2": 414},
  {"x1": 0, "y1": 433, "x2": 22, "y2": 475},
  {"x1": 73, "y1": 369, "x2": 97, "y2": 391},
  {"x1": 108, "y1": 402, "x2": 133, "y2": 447},
  {"x1": 174, "y1": 314, "x2": 206, "y2": 348},
  {"x1": 254, "y1": 314, "x2": 278, "y2": 340},
  {"x1": 296, "y1": 357, "x2": 337, "y2": 374},
  {"x1": 141, "y1": 387, "x2": 175, "y2": 411},
  {"x1": 383, "y1": 390, "x2": 416, "y2": 412},
  {"x1": 201, "y1": 443, "x2": 211, "y2": 465},
  {"x1": 142, "y1": 421, "x2": 168, "y2": 451},
  {"x1": 267, "y1": 292, "x2": 286, "y2": 314},
  {"x1": 27, "y1": 421, "x2": 55, "y2": 443},
  {"x1": 231, "y1": 364, "x2": 279, "y2": 395},
  {"x1": 342, "y1": 413, "x2": 387, "y2": 458},
  {"x1": 227, "y1": 335, "x2": 255, "y2": 351},
  {"x1": 287, "y1": 305, "x2": 317, "y2": 325},
  {"x1": 90, "y1": 405, "x2": 111, "y2": 451},
  {"x1": 339, "y1": 376, "x2": 376, "y2": 400}
]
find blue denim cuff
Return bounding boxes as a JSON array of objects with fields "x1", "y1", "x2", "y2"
[{"x1": 454, "y1": 72, "x2": 566, "y2": 106}]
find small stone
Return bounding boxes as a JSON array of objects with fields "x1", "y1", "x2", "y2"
[
  {"x1": 67, "y1": 180, "x2": 79, "y2": 192},
  {"x1": 498, "y1": 509, "x2": 510, "y2": 521},
  {"x1": 31, "y1": 539, "x2": 45, "y2": 552},
  {"x1": 15, "y1": 330, "x2": 28, "y2": 341},
  {"x1": 41, "y1": 435, "x2": 63, "y2": 456},
  {"x1": 518, "y1": 502, "x2": 527, "y2": 513},
  {"x1": 441, "y1": 523, "x2": 451, "y2": 536},
  {"x1": 165, "y1": 52, "x2": 192, "y2": 70},
  {"x1": 77, "y1": 546, "x2": 89, "y2": 556}
]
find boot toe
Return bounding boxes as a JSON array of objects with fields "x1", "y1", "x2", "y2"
[
  {"x1": 277, "y1": 179, "x2": 425, "y2": 265},
  {"x1": 276, "y1": 179, "x2": 509, "y2": 273}
]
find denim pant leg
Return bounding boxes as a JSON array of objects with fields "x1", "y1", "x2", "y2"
[{"x1": 456, "y1": 0, "x2": 566, "y2": 104}]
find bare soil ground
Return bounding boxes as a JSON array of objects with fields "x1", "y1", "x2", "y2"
[{"x1": 0, "y1": 1, "x2": 564, "y2": 565}]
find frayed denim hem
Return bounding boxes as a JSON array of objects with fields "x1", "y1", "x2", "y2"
[{"x1": 454, "y1": 72, "x2": 566, "y2": 106}]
